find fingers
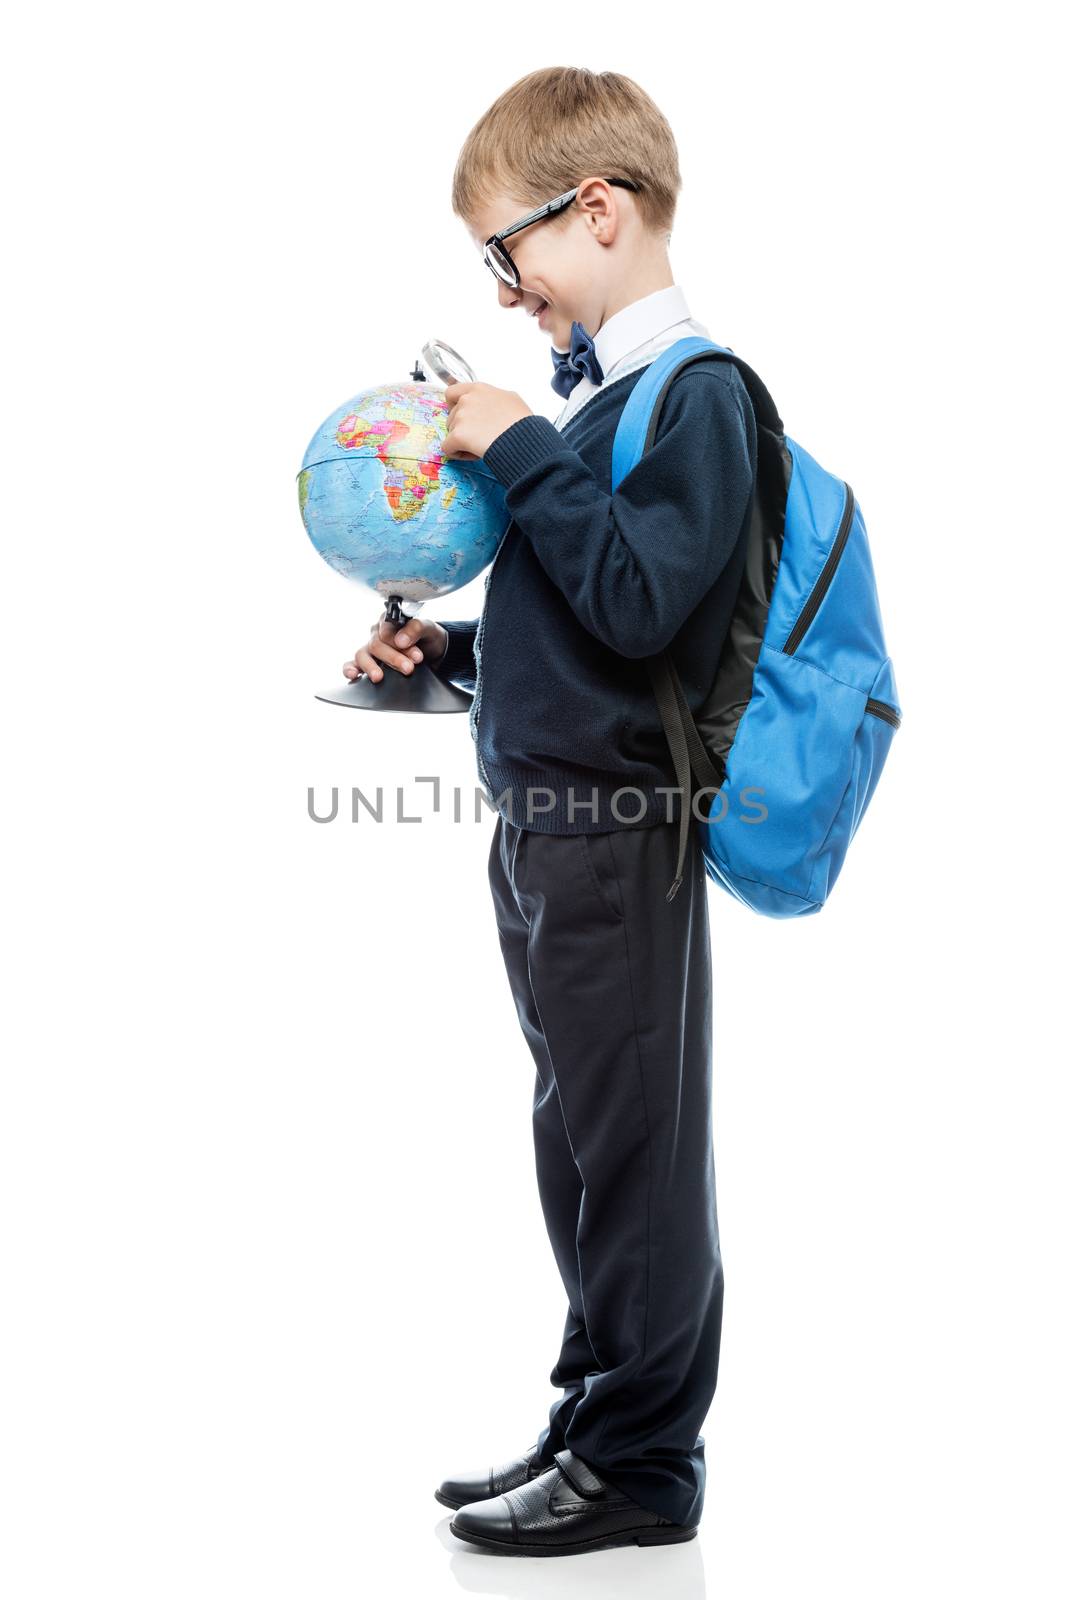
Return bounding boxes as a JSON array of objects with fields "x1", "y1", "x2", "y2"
[
  {"x1": 356, "y1": 642, "x2": 418, "y2": 680},
  {"x1": 389, "y1": 615, "x2": 427, "y2": 652},
  {"x1": 343, "y1": 613, "x2": 424, "y2": 683},
  {"x1": 441, "y1": 428, "x2": 478, "y2": 461},
  {"x1": 379, "y1": 613, "x2": 425, "y2": 663},
  {"x1": 442, "y1": 392, "x2": 476, "y2": 461}
]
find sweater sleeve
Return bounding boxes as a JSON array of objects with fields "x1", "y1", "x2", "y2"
[
  {"x1": 481, "y1": 366, "x2": 755, "y2": 659},
  {"x1": 425, "y1": 619, "x2": 478, "y2": 694}
]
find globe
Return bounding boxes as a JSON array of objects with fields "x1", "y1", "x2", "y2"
[
  {"x1": 298, "y1": 379, "x2": 509, "y2": 604},
  {"x1": 298, "y1": 376, "x2": 510, "y2": 711}
]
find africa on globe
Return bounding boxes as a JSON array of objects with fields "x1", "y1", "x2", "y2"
[{"x1": 297, "y1": 379, "x2": 509, "y2": 604}]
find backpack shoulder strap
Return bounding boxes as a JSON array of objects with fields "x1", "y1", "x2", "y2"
[
  {"x1": 611, "y1": 335, "x2": 782, "y2": 901},
  {"x1": 611, "y1": 336, "x2": 783, "y2": 492}
]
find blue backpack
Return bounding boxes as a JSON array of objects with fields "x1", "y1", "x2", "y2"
[{"x1": 612, "y1": 337, "x2": 903, "y2": 917}]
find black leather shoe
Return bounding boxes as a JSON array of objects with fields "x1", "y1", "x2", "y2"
[
  {"x1": 449, "y1": 1448, "x2": 698, "y2": 1555},
  {"x1": 435, "y1": 1443, "x2": 552, "y2": 1510}
]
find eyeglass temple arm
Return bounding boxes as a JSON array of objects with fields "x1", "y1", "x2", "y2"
[
  {"x1": 493, "y1": 191, "x2": 575, "y2": 245},
  {"x1": 489, "y1": 178, "x2": 640, "y2": 246}
]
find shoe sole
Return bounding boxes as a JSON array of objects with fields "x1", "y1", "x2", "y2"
[{"x1": 448, "y1": 1519, "x2": 699, "y2": 1555}]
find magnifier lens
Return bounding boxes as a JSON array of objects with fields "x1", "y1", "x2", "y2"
[{"x1": 421, "y1": 339, "x2": 477, "y2": 385}]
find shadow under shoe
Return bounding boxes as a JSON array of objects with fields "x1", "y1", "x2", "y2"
[
  {"x1": 435, "y1": 1443, "x2": 553, "y2": 1511},
  {"x1": 449, "y1": 1448, "x2": 698, "y2": 1556}
]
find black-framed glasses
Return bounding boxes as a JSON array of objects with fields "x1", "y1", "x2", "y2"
[{"x1": 483, "y1": 177, "x2": 642, "y2": 289}]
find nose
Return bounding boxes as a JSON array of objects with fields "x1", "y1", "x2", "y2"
[{"x1": 498, "y1": 277, "x2": 521, "y2": 309}]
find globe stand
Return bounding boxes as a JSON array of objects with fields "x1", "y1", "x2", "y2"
[{"x1": 314, "y1": 593, "x2": 474, "y2": 713}]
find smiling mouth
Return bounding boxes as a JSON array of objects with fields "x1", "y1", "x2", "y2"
[{"x1": 530, "y1": 299, "x2": 549, "y2": 320}]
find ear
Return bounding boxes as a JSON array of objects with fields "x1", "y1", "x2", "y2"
[{"x1": 575, "y1": 178, "x2": 622, "y2": 242}]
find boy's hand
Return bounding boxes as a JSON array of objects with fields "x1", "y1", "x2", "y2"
[
  {"x1": 343, "y1": 611, "x2": 447, "y2": 684},
  {"x1": 442, "y1": 381, "x2": 532, "y2": 461}
]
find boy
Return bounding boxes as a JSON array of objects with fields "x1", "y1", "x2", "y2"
[{"x1": 345, "y1": 67, "x2": 756, "y2": 1556}]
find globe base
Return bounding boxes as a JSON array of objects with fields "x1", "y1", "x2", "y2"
[{"x1": 314, "y1": 667, "x2": 474, "y2": 713}]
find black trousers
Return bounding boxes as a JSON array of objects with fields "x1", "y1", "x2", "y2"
[{"x1": 487, "y1": 809, "x2": 723, "y2": 1529}]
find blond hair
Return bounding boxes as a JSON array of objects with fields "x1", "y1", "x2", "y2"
[{"x1": 452, "y1": 67, "x2": 681, "y2": 241}]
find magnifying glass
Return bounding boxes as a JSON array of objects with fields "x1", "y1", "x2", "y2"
[{"x1": 416, "y1": 338, "x2": 477, "y2": 385}]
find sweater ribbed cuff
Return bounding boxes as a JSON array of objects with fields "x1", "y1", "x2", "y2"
[{"x1": 483, "y1": 414, "x2": 570, "y2": 489}]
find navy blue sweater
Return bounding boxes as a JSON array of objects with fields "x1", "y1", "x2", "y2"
[{"x1": 429, "y1": 354, "x2": 757, "y2": 832}]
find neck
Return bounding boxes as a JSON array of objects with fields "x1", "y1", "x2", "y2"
[{"x1": 591, "y1": 264, "x2": 675, "y2": 334}]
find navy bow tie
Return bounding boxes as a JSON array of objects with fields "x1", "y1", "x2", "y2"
[{"x1": 550, "y1": 320, "x2": 605, "y2": 398}]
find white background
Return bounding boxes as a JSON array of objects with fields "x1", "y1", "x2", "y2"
[{"x1": 3, "y1": 3, "x2": 1065, "y2": 1596}]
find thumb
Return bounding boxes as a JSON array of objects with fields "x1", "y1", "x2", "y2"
[{"x1": 393, "y1": 615, "x2": 425, "y2": 645}]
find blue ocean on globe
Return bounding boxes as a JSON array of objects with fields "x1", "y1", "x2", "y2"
[{"x1": 297, "y1": 381, "x2": 510, "y2": 603}]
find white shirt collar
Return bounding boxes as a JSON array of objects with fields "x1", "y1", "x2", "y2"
[{"x1": 551, "y1": 284, "x2": 710, "y2": 428}]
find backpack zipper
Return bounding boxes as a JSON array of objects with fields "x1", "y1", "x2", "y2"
[
  {"x1": 782, "y1": 482, "x2": 856, "y2": 655},
  {"x1": 865, "y1": 697, "x2": 901, "y2": 728},
  {"x1": 778, "y1": 483, "x2": 901, "y2": 728}
]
